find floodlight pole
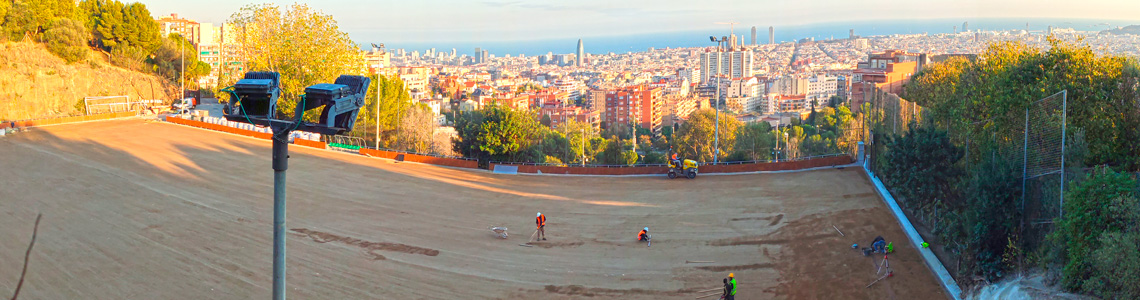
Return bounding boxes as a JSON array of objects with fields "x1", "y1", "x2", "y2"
[{"x1": 270, "y1": 126, "x2": 291, "y2": 300}]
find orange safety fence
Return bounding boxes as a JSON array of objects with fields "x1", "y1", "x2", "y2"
[
  {"x1": 167, "y1": 116, "x2": 272, "y2": 140},
  {"x1": 294, "y1": 138, "x2": 327, "y2": 149}
]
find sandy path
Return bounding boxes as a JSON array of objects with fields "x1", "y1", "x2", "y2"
[{"x1": 0, "y1": 119, "x2": 948, "y2": 299}]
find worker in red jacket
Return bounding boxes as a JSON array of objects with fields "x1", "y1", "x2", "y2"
[{"x1": 536, "y1": 212, "x2": 547, "y2": 241}]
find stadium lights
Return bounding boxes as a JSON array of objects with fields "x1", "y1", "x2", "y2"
[{"x1": 221, "y1": 71, "x2": 370, "y2": 300}]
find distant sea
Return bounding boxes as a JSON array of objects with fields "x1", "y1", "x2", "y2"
[{"x1": 378, "y1": 18, "x2": 1139, "y2": 57}]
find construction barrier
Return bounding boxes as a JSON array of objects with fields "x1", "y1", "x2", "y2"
[
  {"x1": 1, "y1": 111, "x2": 137, "y2": 128},
  {"x1": 294, "y1": 138, "x2": 327, "y2": 149},
  {"x1": 359, "y1": 148, "x2": 480, "y2": 169},
  {"x1": 167, "y1": 116, "x2": 272, "y2": 140}
]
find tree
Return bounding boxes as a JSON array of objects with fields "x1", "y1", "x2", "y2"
[
  {"x1": 554, "y1": 119, "x2": 599, "y2": 164},
  {"x1": 43, "y1": 18, "x2": 87, "y2": 63},
  {"x1": 2, "y1": 0, "x2": 75, "y2": 40},
  {"x1": 880, "y1": 124, "x2": 963, "y2": 220},
  {"x1": 452, "y1": 105, "x2": 544, "y2": 163},
  {"x1": 674, "y1": 109, "x2": 740, "y2": 162},
  {"x1": 905, "y1": 39, "x2": 1140, "y2": 170},
  {"x1": 352, "y1": 74, "x2": 414, "y2": 147},
  {"x1": 598, "y1": 137, "x2": 638, "y2": 166},
  {"x1": 150, "y1": 33, "x2": 210, "y2": 87},
  {"x1": 226, "y1": 3, "x2": 363, "y2": 119},
  {"x1": 732, "y1": 122, "x2": 773, "y2": 161},
  {"x1": 396, "y1": 104, "x2": 437, "y2": 153},
  {"x1": 957, "y1": 153, "x2": 1022, "y2": 282}
]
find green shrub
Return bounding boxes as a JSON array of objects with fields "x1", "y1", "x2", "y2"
[
  {"x1": 1084, "y1": 231, "x2": 1140, "y2": 299},
  {"x1": 1049, "y1": 166, "x2": 1138, "y2": 290},
  {"x1": 43, "y1": 18, "x2": 87, "y2": 63}
]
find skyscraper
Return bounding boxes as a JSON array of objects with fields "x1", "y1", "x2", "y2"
[
  {"x1": 768, "y1": 26, "x2": 774, "y2": 44},
  {"x1": 849, "y1": 29, "x2": 855, "y2": 39},
  {"x1": 576, "y1": 39, "x2": 584, "y2": 67},
  {"x1": 474, "y1": 47, "x2": 481, "y2": 64},
  {"x1": 751, "y1": 26, "x2": 757, "y2": 45},
  {"x1": 963, "y1": 21, "x2": 969, "y2": 32}
]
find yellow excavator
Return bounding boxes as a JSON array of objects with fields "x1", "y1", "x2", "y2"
[{"x1": 667, "y1": 156, "x2": 699, "y2": 179}]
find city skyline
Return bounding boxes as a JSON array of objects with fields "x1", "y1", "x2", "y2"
[{"x1": 141, "y1": 0, "x2": 1140, "y2": 44}]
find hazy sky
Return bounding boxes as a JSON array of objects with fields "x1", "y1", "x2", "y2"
[{"x1": 142, "y1": 0, "x2": 1140, "y2": 43}]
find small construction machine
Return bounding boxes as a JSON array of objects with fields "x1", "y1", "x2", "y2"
[{"x1": 667, "y1": 157, "x2": 699, "y2": 179}]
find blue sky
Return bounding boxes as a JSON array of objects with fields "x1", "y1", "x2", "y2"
[{"x1": 142, "y1": 0, "x2": 1140, "y2": 43}]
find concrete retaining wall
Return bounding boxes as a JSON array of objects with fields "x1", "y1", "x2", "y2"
[{"x1": 863, "y1": 159, "x2": 963, "y2": 300}]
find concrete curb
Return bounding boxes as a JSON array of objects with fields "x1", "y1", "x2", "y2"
[{"x1": 863, "y1": 159, "x2": 962, "y2": 300}]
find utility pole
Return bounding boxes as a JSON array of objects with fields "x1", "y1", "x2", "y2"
[
  {"x1": 775, "y1": 119, "x2": 780, "y2": 162},
  {"x1": 180, "y1": 36, "x2": 185, "y2": 118},
  {"x1": 581, "y1": 128, "x2": 586, "y2": 167}
]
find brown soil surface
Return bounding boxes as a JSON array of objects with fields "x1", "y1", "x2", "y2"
[{"x1": 0, "y1": 119, "x2": 948, "y2": 299}]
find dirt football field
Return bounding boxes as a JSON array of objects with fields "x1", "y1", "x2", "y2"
[{"x1": 0, "y1": 119, "x2": 949, "y2": 299}]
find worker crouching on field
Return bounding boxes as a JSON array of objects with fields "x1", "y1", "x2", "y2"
[{"x1": 638, "y1": 227, "x2": 651, "y2": 242}]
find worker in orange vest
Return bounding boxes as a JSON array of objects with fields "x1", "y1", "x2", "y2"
[
  {"x1": 638, "y1": 227, "x2": 651, "y2": 242},
  {"x1": 536, "y1": 212, "x2": 547, "y2": 241}
]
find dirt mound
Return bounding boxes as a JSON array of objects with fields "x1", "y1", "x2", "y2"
[{"x1": 0, "y1": 42, "x2": 177, "y2": 121}]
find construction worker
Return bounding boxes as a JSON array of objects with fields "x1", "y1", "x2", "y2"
[
  {"x1": 638, "y1": 227, "x2": 650, "y2": 242},
  {"x1": 726, "y1": 273, "x2": 737, "y2": 300},
  {"x1": 720, "y1": 278, "x2": 730, "y2": 300},
  {"x1": 671, "y1": 152, "x2": 681, "y2": 168},
  {"x1": 872, "y1": 236, "x2": 886, "y2": 253},
  {"x1": 536, "y1": 212, "x2": 547, "y2": 241}
]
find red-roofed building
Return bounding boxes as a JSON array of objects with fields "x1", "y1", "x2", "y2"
[{"x1": 851, "y1": 50, "x2": 921, "y2": 112}]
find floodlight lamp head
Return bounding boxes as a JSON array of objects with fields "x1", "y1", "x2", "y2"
[
  {"x1": 225, "y1": 71, "x2": 282, "y2": 120},
  {"x1": 295, "y1": 75, "x2": 371, "y2": 135}
]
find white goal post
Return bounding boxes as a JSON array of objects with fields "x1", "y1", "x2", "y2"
[{"x1": 83, "y1": 95, "x2": 132, "y2": 115}]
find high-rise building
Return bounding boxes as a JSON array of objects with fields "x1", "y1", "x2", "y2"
[
  {"x1": 576, "y1": 39, "x2": 584, "y2": 67},
  {"x1": 699, "y1": 49, "x2": 753, "y2": 84},
  {"x1": 768, "y1": 26, "x2": 774, "y2": 44},
  {"x1": 963, "y1": 21, "x2": 969, "y2": 32},
  {"x1": 603, "y1": 85, "x2": 663, "y2": 133},
  {"x1": 474, "y1": 47, "x2": 482, "y2": 64},
  {"x1": 849, "y1": 29, "x2": 855, "y2": 39},
  {"x1": 751, "y1": 26, "x2": 757, "y2": 45}
]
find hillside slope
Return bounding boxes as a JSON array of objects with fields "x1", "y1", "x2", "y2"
[{"x1": 0, "y1": 42, "x2": 178, "y2": 121}]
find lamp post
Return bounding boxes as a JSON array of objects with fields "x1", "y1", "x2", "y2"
[{"x1": 708, "y1": 35, "x2": 727, "y2": 164}]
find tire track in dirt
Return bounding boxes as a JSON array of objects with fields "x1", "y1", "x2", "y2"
[
  {"x1": 729, "y1": 213, "x2": 784, "y2": 226},
  {"x1": 528, "y1": 241, "x2": 584, "y2": 248},
  {"x1": 291, "y1": 228, "x2": 440, "y2": 260},
  {"x1": 541, "y1": 285, "x2": 703, "y2": 297},
  {"x1": 696, "y1": 263, "x2": 776, "y2": 272},
  {"x1": 707, "y1": 233, "x2": 832, "y2": 246}
]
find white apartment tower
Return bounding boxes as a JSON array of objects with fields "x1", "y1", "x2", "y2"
[{"x1": 699, "y1": 50, "x2": 753, "y2": 84}]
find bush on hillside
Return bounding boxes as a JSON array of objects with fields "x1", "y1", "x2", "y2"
[
  {"x1": 1048, "y1": 166, "x2": 1138, "y2": 291},
  {"x1": 44, "y1": 18, "x2": 87, "y2": 63},
  {"x1": 1084, "y1": 230, "x2": 1140, "y2": 299}
]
